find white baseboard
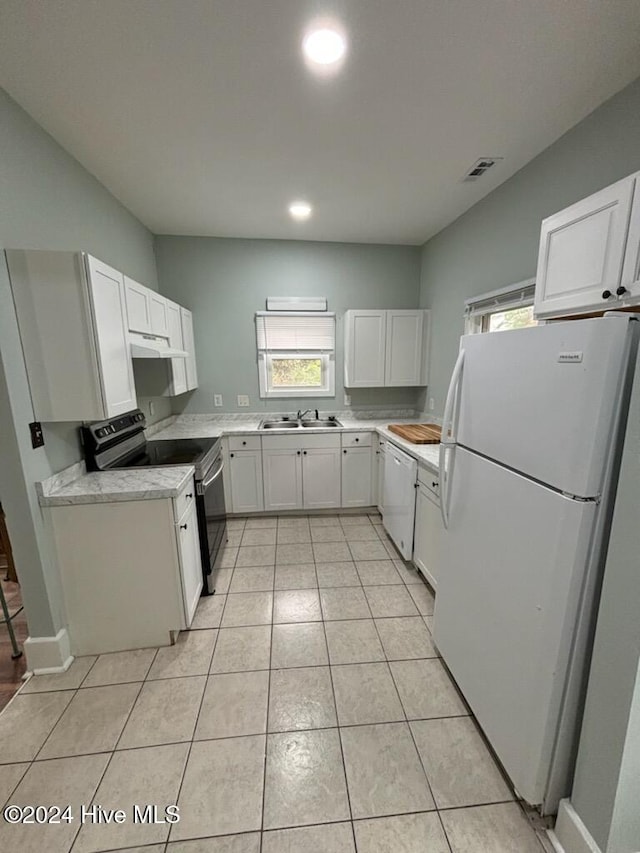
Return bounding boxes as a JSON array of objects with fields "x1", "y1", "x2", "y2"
[
  {"x1": 550, "y1": 799, "x2": 603, "y2": 853},
  {"x1": 24, "y1": 628, "x2": 73, "y2": 674}
]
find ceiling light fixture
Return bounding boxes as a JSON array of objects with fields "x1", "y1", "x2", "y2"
[
  {"x1": 302, "y1": 20, "x2": 347, "y2": 75},
  {"x1": 289, "y1": 201, "x2": 313, "y2": 221}
]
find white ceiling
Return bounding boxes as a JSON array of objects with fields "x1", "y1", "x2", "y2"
[{"x1": 1, "y1": 0, "x2": 640, "y2": 245}]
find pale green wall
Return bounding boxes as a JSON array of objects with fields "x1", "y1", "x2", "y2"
[
  {"x1": 155, "y1": 236, "x2": 423, "y2": 414},
  {"x1": 0, "y1": 87, "x2": 165, "y2": 637},
  {"x1": 419, "y1": 75, "x2": 640, "y2": 415}
]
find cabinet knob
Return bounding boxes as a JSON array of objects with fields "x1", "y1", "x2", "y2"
[
  {"x1": 230, "y1": 453, "x2": 234, "y2": 458},
  {"x1": 355, "y1": 437, "x2": 359, "y2": 442},
  {"x1": 616, "y1": 285, "x2": 628, "y2": 297},
  {"x1": 180, "y1": 523, "x2": 188, "y2": 530},
  {"x1": 185, "y1": 493, "x2": 193, "y2": 499},
  {"x1": 303, "y1": 450, "x2": 307, "y2": 455},
  {"x1": 432, "y1": 481, "x2": 438, "y2": 488},
  {"x1": 242, "y1": 440, "x2": 247, "y2": 445},
  {"x1": 343, "y1": 449, "x2": 347, "y2": 454},
  {"x1": 602, "y1": 289, "x2": 612, "y2": 299},
  {"x1": 297, "y1": 450, "x2": 301, "y2": 456}
]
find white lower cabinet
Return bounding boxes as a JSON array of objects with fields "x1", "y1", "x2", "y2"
[
  {"x1": 341, "y1": 446, "x2": 373, "y2": 507},
  {"x1": 175, "y1": 498, "x2": 203, "y2": 626},
  {"x1": 377, "y1": 438, "x2": 386, "y2": 514},
  {"x1": 303, "y1": 448, "x2": 341, "y2": 509},
  {"x1": 47, "y1": 480, "x2": 202, "y2": 655},
  {"x1": 263, "y1": 448, "x2": 302, "y2": 511},
  {"x1": 412, "y1": 469, "x2": 442, "y2": 590},
  {"x1": 262, "y1": 434, "x2": 341, "y2": 510},
  {"x1": 229, "y1": 450, "x2": 264, "y2": 513}
]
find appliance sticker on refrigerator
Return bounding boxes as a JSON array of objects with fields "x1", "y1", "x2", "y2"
[{"x1": 557, "y1": 351, "x2": 583, "y2": 363}]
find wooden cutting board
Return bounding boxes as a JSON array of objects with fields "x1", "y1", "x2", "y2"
[{"x1": 388, "y1": 423, "x2": 442, "y2": 444}]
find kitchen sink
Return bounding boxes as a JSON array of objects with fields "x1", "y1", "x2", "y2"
[
  {"x1": 260, "y1": 421, "x2": 301, "y2": 429},
  {"x1": 258, "y1": 417, "x2": 342, "y2": 430}
]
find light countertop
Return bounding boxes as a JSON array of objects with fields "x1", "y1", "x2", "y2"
[
  {"x1": 152, "y1": 414, "x2": 440, "y2": 472},
  {"x1": 38, "y1": 465, "x2": 194, "y2": 507},
  {"x1": 37, "y1": 413, "x2": 439, "y2": 507}
]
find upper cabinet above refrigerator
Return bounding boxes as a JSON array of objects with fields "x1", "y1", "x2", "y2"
[
  {"x1": 534, "y1": 171, "x2": 640, "y2": 319},
  {"x1": 6, "y1": 249, "x2": 137, "y2": 421}
]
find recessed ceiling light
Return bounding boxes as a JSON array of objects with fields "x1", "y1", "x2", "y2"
[
  {"x1": 302, "y1": 19, "x2": 347, "y2": 74},
  {"x1": 289, "y1": 201, "x2": 313, "y2": 221},
  {"x1": 303, "y1": 27, "x2": 346, "y2": 65}
]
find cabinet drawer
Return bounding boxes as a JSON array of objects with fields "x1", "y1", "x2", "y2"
[
  {"x1": 228, "y1": 434, "x2": 261, "y2": 452},
  {"x1": 342, "y1": 431, "x2": 373, "y2": 448},
  {"x1": 174, "y1": 478, "x2": 197, "y2": 521},
  {"x1": 417, "y1": 465, "x2": 440, "y2": 499}
]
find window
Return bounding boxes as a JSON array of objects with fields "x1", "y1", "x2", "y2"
[
  {"x1": 256, "y1": 311, "x2": 336, "y2": 397},
  {"x1": 464, "y1": 278, "x2": 538, "y2": 334}
]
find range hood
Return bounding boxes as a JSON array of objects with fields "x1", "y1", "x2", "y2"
[{"x1": 129, "y1": 332, "x2": 187, "y2": 359}]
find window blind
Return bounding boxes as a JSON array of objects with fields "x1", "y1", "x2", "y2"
[
  {"x1": 256, "y1": 312, "x2": 335, "y2": 352},
  {"x1": 464, "y1": 278, "x2": 536, "y2": 318}
]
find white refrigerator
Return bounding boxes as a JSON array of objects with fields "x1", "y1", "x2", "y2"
[{"x1": 433, "y1": 314, "x2": 639, "y2": 815}]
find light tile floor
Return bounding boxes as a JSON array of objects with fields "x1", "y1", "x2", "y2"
[{"x1": 0, "y1": 512, "x2": 548, "y2": 852}]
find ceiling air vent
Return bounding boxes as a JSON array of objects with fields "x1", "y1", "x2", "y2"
[{"x1": 463, "y1": 157, "x2": 503, "y2": 182}]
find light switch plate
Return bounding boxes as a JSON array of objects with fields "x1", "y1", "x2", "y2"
[
  {"x1": 214, "y1": 394, "x2": 223, "y2": 407},
  {"x1": 429, "y1": 397, "x2": 435, "y2": 411},
  {"x1": 148, "y1": 401, "x2": 155, "y2": 416},
  {"x1": 237, "y1": 395, "x2": 250, "y2": 407},
  {"x1": 344, "y1": 393, "x2": 351, "y2": 406}
]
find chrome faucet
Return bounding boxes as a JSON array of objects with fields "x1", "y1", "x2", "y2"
[{"x1": 297, "y1": 409, "x2": 312, "y2": 421}]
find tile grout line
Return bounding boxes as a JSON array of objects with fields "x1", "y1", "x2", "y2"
[
  {"x1": 318, "y1": 569, "x2": 358, "y2": 850},
  {"x1": 165, "y1": 595, "x2": 226, "y2": 847},
  {"x1": 258, "y1": 522, "x2": 278, "y2": 852}
]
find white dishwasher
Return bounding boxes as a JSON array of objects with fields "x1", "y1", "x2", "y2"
[{"x1": 383, "y1": 442, "x2": 418, "y2": 559}]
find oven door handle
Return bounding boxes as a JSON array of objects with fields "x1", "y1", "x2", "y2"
[{"x1": 198, "y1": 458, "x2": 224, "y2": 493}]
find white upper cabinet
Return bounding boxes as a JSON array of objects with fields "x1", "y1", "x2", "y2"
[
  {"x1": 180, "y1": 307, "x2": 198, "y2": 391},
  {"x1": 149, "y1": 291, "x2": 169, "y2": 336},
  {"x1": 164, "y1": 299, "x2": 188, "y2": 396},
  {"x1": 344, "y1": 310, "x2": 386, "y2": 387},
  {"x1": 344, "y1": 309, "x2": 429, "y2": 388},
  {"x1": 385, "y1": 309, "x2": 426, "y2": 386},
  {"x1": 534, "y1": 172, "x2": 640, "y2": 318},
  {"x1": 125, "y1": 276, "x2": 151, "y2": 333},
  {"x1": 621, "y1": 178, "x2": 640, "y2": 304},
  {"x1": 6, "y1": 249, "x2": 136, "y2": 421},
  {"x1": 86, "y1": 257, "x2": 137, "y2": 417},
  {"x1": 125, "y1": 276, "x2": 169, "y2": 336}
]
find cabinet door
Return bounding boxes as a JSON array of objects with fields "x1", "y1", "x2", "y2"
[
  {"x1": 181, "y1": 308, "x2": 199, "y2": 391},
  {"x1": 149, "y1": 292, "x2": 168, "y2": 336},
  {"x1": 303, "y1": 448, "x2": 341, "y2": 509},
  {"x1": 175, "y1": 500, "x2": 203, "y2": 627},
  {"x1": 341, "y1": 446, "x2": 373, "y2": 508},
  {"x1": 413, "y1": 485, "x2": 441, "y2": 590},
  {"x1": 85, "y1": 256, "x2": 137, "y2": 417},
  {"x1": 124, "y1": 276, "x2": 151, "y2": 333},
  {"x1": 165, "y1": 300, "x2": 188, "y2": 396},
  {"x1": 385, "y1": 310, "x2": 424, "y2": 386},
  {"x1": 229, "y1": 451, "x2": 264, "y2": 513},
  {"x1": 621, "y1": 176, "x2": 640, "y2": 303},
  {"x1": 263, "y1": 449, "x2": 302, "y2": 511},
  {"x1": 344, "y1": 310, "x2": 386, "y2": 387},
  {"x1": 534, "y1": 176, "x2": 635, "y2": 318},
  {"x1": 377, "y1": 445, "x2": 385, "y2": 514}
]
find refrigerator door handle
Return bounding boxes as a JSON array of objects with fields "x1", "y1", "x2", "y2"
[{"x1": 439, "y1": 348, "x2": 465, "y2": 529}]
